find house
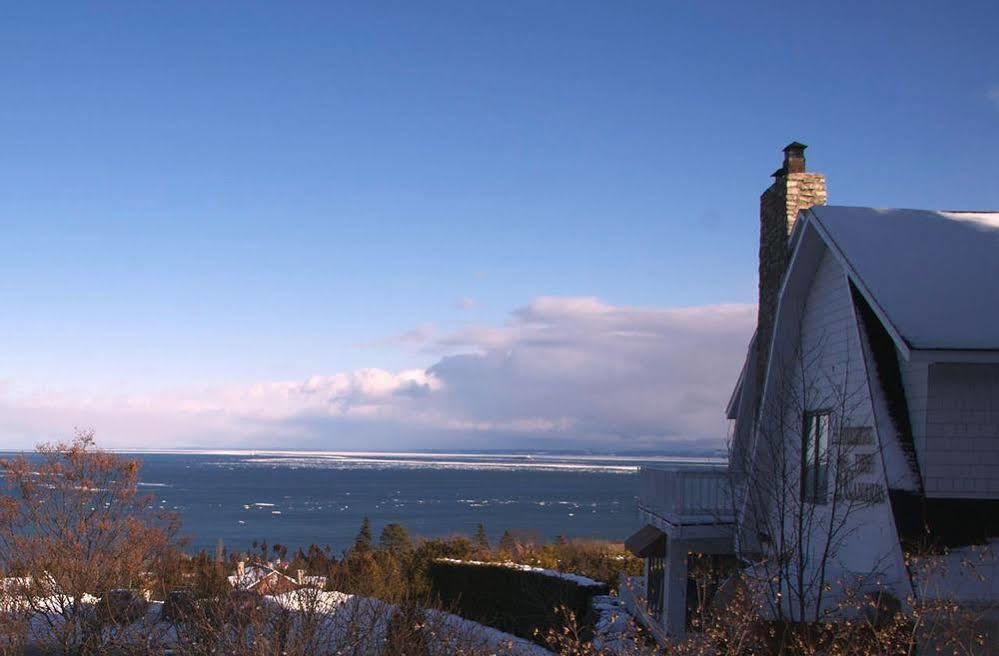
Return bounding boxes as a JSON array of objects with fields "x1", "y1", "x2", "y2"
[
  {"x1": 228, "y1": 561, "x2": 327, "y2": 595},
  {"x1": 625, "y1": 143, "x2": 999, "y2": 640}
]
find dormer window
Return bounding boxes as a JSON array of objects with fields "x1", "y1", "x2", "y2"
[{"x1": 802, "y1": 411, "x2": 831, "y2": 504}]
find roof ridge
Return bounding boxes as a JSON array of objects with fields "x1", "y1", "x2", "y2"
[{"x1": 817, "y1": 204, "x2": 999, "y2": 214}]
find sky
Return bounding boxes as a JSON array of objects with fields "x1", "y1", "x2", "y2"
[{"x1": 0, "y1": 1, "x2": 997, "y2": 451}]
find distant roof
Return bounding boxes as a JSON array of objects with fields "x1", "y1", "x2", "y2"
[
  {"x1": 808, "y1": 206, "x2": 999, "y2": 351},
  {"x1": 228, "y1": 564, "x2": 287, "y2": 590}
]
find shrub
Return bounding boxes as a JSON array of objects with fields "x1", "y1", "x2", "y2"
[{"x1": 427, "y1": 559, "x2": 608, "y2": 646}]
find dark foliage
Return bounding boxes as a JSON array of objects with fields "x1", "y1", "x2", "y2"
[{"x1": 427, "y1": 560, "x2": 608, "y2": 647}]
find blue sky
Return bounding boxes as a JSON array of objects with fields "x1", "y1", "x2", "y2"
[{"x1": 1, "y1": 2, "x2": 997, "y2": 449}]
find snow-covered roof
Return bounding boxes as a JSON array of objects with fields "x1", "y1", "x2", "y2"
[
  {"x1": 808, "y1": 206, "x2": 999, "y2": 351},
  {"x1": 228, "y1": 565, "x2": 269, "y2": 589},
  {"x1": 229, "y1": 564, "x2": 326, "y2": 591},
  {"x1": 228, "y1": 564, "x2": 296, "y2": 590},
  {"x1": 300, "y1": 575, "x2": 327, "y2": 587}
]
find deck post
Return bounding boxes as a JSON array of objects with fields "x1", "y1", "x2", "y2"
[{"x1": 664, "y1": 538, "x2": 688, "y2": 637}]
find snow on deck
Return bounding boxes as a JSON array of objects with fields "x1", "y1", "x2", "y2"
[
  {"x1": 810, "y1": 206, "x2": 999, "y2": 350},
  {"x1": 435, "y1": 558, "x2": 606, "y2": 588}
]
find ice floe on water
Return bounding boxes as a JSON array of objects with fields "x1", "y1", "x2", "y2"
[
  {"x1": 124, "y1": 450, "x2": 688, "y2": 552},
  {"x1": 240, "y1": 456, "x2": 639, "y2": 473},
  {"x1": 191, "y1": 451, "x2": 720, "y2": 474}
]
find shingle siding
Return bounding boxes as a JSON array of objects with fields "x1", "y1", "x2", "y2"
[
  {"x1": 923, "y1": 363, "x2": 999, "y2": 498},
  {"x1": 798, "y1": 252, "x2": 871, "y2": 419}
]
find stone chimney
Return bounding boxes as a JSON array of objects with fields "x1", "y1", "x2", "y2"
[
  {"x1": 756, "y1": 142, "x2": 827, "y2": 393},
  {"x1": 296, "y1": 569, "x2": 305, "y2": 584},
  {"x1": 236, "y1": 560, "x2": 245, "y2": 576}
]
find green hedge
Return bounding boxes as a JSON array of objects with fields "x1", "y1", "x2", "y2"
[{"x1": 427, "y1": 560, "x2": 608, "y2": 645}]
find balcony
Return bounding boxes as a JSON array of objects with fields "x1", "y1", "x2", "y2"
[{"x1": 638, "y1": 464, "x2": 734, "y2": 539}]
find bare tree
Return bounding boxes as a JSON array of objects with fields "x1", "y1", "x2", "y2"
[
  {"x1": 730, "y1": 325, "x2": 885, "y2": 625},
  {"x1": 0, "y1": 430, "x2": 180, "y2": 655}
]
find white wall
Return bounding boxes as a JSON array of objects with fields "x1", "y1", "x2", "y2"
[{"x1": 761, "y1": 248, "x2": 909, "y2": 614}]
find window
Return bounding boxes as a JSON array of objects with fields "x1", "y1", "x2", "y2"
[{"x1": 802, "y1": 411, "x2": 831, "y2": 503}]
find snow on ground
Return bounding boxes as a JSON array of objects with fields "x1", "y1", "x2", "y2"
[
  {"x1": 424, "y1": 606, "x2": 553, "y2": 655},
  {"x1": 9, "y1": 589, "x2": 551, "y2": 655},
  {"x1": 436, "y1": 557, "x2": 605, "y2": 588},
  {"x1": 267, "y1": 588, "x2": 552, "y2": 655},
  {"x1": 23, "y1": 599, "x2": 176, "y2": 650},
  {"x1": 913, "y1": 540, "x2": 999, "y2": 604},
  {"x1": 591, "y1": 594, "x2": 645, "y2": 655}
]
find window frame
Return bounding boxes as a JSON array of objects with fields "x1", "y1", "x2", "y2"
[{"x1": 801, "y1": 410, "x2": 832, "y2": 504}]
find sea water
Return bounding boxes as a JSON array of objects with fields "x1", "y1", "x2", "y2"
[{"x1": 124, "y1": 451, "x2": 720, "y2": 553}]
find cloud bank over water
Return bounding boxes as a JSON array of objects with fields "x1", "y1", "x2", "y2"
[{"x1": 0, "y1": 297, "x2": 755, "y2": 452}]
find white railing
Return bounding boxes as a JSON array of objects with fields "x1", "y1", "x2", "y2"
[{"x1": 639, "y1": 464, "x2": 733, "y2": 524}]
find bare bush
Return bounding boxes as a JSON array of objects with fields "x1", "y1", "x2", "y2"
[{"x1": 0, "y1": 431, "x2": 180, "y2": 655}]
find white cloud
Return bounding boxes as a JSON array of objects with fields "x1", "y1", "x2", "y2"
[
  {"x1": 422, "y1": 297, "x2": 755, "y2": 449},
  {"x1": 0, "y1": 297, "x2": 755, "y2": 453}
]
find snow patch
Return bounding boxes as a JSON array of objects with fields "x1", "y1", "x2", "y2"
[{"x1": 436, "y1": 558, "x2": 605, "y2": 588}]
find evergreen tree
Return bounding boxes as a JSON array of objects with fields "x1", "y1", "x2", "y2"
[
  {"x1": 379, "y1": 523, "x2": 412, "y2": 553},
  {"x1": 474, "y1": 523, "x2": 490, "y2": 551},
  {"x1": 498, "y1": 529, "x2": 516, "y2": 553},
  {"x1": 354, "y1": 516, "x2": 373, "y2": 553},
  {"x1": 554, "y1": 534, "x2": 568, "y2": 546}
]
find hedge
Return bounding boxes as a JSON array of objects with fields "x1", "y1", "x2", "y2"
[{"x1": 427, "y1": 559, "x2": 609, "y2": 646}]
